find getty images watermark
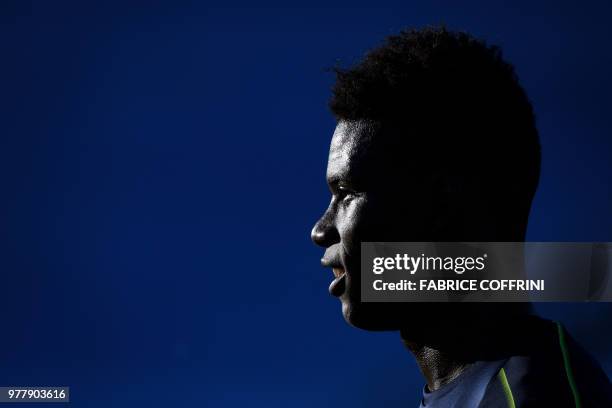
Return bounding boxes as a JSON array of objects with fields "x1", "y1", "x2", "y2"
[{"x1": 360, "y1": 242, "x2": 612, "y2": 302}]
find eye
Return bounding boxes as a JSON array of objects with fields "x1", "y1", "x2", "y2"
[{"x1": 337, "y1": 184, "x2": 358, "y2": 200}]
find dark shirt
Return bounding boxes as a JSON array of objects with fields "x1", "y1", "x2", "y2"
[
  {"x1": 417, "y1": 318, "x2": 612, "y2": 407},
  {"x1": 420, "y1": 359, "x2": 506, "y2": 407}
]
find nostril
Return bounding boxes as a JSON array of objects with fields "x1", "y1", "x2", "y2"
[
  {"x1": 310, "y1": 224, "x2": 323, "y2": 245},
  {"x1": 311, "y1": 221, "x2": 340, "y2": 248}
]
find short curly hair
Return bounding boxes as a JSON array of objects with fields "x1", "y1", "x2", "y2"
[{"x1": 330, "y1": 27, "x2": 541, "y2": 223}]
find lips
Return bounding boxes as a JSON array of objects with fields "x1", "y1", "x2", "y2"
[
  {"x1": 329, "y1": 268, "x2": 346, "y2": 297},
  {"x1": 321, "y1": 249, "x2": 347, "y2": 297}
]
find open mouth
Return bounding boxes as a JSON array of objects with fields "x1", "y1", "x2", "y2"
[{"x1": 329, "y1": 268, "x2": 347, "y2": 297}]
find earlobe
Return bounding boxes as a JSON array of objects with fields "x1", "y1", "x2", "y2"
[{"x1": 429, "y1": 174, "x2": 459, "y2": 239}]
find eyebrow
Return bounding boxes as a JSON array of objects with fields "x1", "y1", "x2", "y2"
[
  {"x1": 326, "y1": 174, "x2": 340, "y2": 185},
  {"x1": 327, "y1": 173, "x2": 359, "y2": 192},
  {"x1": 326, "y1": 175, "x2": 340, "y2": 192}
]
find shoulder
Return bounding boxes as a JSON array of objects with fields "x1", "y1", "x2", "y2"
[{"x1": 479, "y1": 319, "x2": 611, "y2": 408}]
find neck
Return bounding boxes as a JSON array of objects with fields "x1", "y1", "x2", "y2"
[
  {"x1": 403, "y1": 342, "x2": 471, "y2": 391},
  {"x1": 400, "y1": 309, "x2": 537, "y2": 391}
]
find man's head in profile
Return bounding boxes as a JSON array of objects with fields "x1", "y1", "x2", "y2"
[
  {"x1": 310, "y1": 28, "x2": 612, "y2": 407},
  {"x1": 311, "y1": 27, "x2": 540, "y2": 337}
]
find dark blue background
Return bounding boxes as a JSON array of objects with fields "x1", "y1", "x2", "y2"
[{"x1": 1, "y1": 1, "x2": 611, "y2": 406}]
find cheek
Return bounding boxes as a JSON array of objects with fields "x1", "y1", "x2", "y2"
[
  {"x1": 362, "y1": 193, "x2": 433, "y2": 241},
  {"x1": 335, "y1": 197, "x2": 370, "y2": 255}
]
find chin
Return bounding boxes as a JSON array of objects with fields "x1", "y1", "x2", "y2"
[
  {"x1": 341, "y1": 299, "x2": 437, "y2": 333},
  {"x1": 341, "y1": 301, "x2": 406, "y2": 331}
]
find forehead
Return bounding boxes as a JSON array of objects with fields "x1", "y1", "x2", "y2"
[
  {"x1": 327, "y1": 120, "x2": 376, "y2": 179},
  {"x1": 327, "y1": 120, "x2": 383, "y2": 184}
]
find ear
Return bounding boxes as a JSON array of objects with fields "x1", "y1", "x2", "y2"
[
  {"x1": 429, "y1": 171, "x2": 498, "y2": 240},
  {"x1": 428, "y1": 171, "x2": 464, "y2": 238}
]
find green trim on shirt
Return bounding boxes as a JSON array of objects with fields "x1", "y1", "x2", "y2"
[
  {"x1": 498, "y1": 367, "x2": 516, "y2": 408},
  {"x1": 557, "y1": 322, "x2": 582, "y2": 408}
]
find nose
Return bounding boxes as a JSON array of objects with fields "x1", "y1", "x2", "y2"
[{"x1": 311, "y1": 209, "x2": 340, "y2": 248}]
